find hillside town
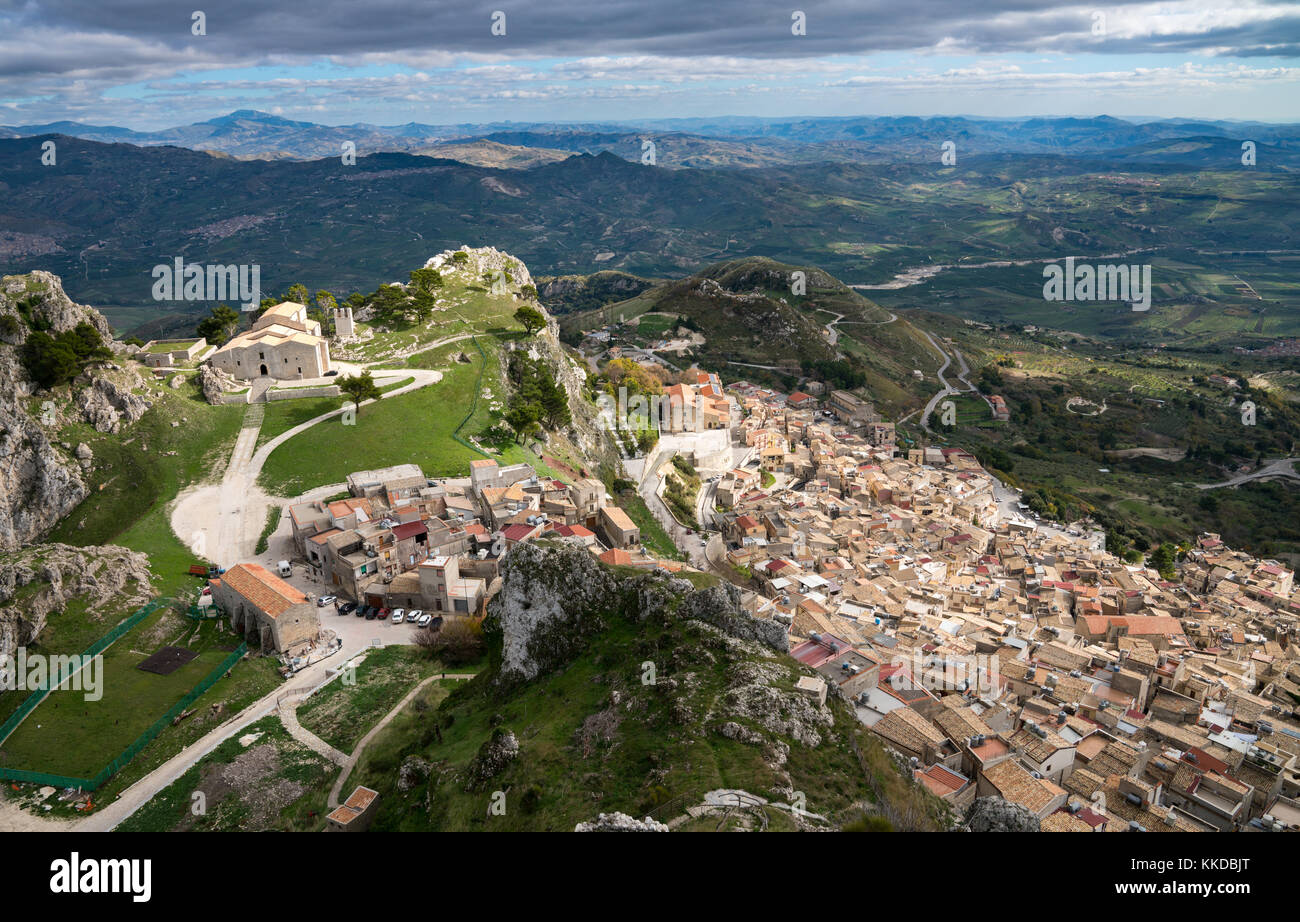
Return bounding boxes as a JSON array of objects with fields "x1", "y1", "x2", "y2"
[
  {"x1": 701, "y1": 375, "x2": 1300, "y2": 833},
  {"x1": 204, "y1": 342, "x2": 1300, "y2": 833}
]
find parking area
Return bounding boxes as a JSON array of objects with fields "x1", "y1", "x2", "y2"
[{"x1": 314, "y1": 600, "x2": 436, "y2": 649}]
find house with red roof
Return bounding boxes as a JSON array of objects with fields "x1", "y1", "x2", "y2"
[{"x1": 209, "y1": 563, "x2": 319, "y2": 653}]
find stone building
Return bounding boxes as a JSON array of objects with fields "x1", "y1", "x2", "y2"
[
  {"x1": 209, "y1": 563, "x2": 319, "y2": 653},
  {"x1": 207, "y1": 301, "x2": 331, "y2": 381},
  {"x1": 326, "y1": 786, "x2": 378, "y2": 831}
]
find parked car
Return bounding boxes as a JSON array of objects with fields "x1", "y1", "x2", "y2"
[
  {"x1": 378, "y1": 608, "x2": 390, "y2": 618},
  {"x1": 339, "y1": 601, "x2": 357, "y2": 615},
  {"x1": 317, "y1": 595, "x2": 337, "y2": 607},
  {"x1": 417, "y1": 614, "x2": 433, "y2": 628},
  {"x1": 362, "y1": 607, "x2": 375, "y2": 620},
  {"x1": 406, "y1": 609, "x2": 423, "y2": 624},
  {"x1": 324, "y1": 369, "x2": 339, "y2": 376},
  {"x1": 391, "y1": 610, "x2": 404, "y2": 624}
]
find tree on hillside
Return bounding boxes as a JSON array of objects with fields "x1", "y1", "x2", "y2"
[
  {"x1": 20, "y1": 322, "x2": 111, "y2": 389},
  {"x1": 339, "y1": 371, "x2": 382, "y2": 415},
  {"x1": 286, "y1": 283, "x2": 310, "y2": 306},
  {"x1": 408, "y1": 268, "x2": 442, "y2": 293},
  {"x1": 514, "y1": 304, "x2": 545, "y2": 335},
  {"x1": 414, "y1": 618, "x2": 484, "y2": 666},
  {"x1": 504, "y1": 402, "x2": 540, "y2": 443},
  {"x1": 539, "y1": 374, "x2": 571, "y2": 429},
  {"x1": 367, "y1": 284, "x2": 409, "y2": 325},
  {"x1": 195, "y1": 303, "x2": 242, "y2": 346}
]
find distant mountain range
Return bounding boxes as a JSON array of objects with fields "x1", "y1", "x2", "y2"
[
  {"x1": 3, "y1": 110, "x2": 1298, "y2": 168},
  {"x1": 1, "y1": 124, "x2": 1296, "y2": 340}
]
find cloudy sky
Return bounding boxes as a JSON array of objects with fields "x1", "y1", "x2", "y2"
[{"x1": 2, "y1": 0, "x2": 1298, "y2": 127}]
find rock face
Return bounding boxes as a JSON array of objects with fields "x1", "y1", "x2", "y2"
[
  {"x1": 488, "y1": 543, "x2": 789, "y2": 684},
  {"x1": 0, "y1": 348, "x2": 87, "y2": 550},
  {"x1": 196, "y1": 363, "x2": 240, "y2": 404},
  {"x1": 0, "y1": 272, "x2": 145, "y2": 548},
  {"x1": 491, "y1": 542, "x2": 618, "y2": 683},
  {"x1": 73, "y1": 372, "x2": 150, "y2": 433},
  {"x1": 424, "y1": 245, "x2": 535, "y2": 289},
  {"x1": 965, "y1": 796, "x2": 1041, "y2": 832},
  {"x1": 681, "y1": 582, "x2": 789, "y2": 653},
  {"x1": 0, "y1": 543, "x2": 154, "y2": 661},
  {"x1": 535, "y1": 272, "x2": 653, "y2": 313},
  {"x1": 1, "y1": 271, "x2": 111, "y2": 342},
  {"x1": 574, "y1": 812, "x2": 669, "y2": 832},
  {"x1": 464, "y1": 728, "x2": 520, "y2": 791}
]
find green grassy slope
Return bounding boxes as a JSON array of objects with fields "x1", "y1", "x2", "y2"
[{"x1": 347, "y1": 552, "x2": 948, "y2": 831}]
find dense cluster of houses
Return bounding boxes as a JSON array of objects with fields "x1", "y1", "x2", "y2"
[
  {"x1": 209, "y1": 356, "x2": 1300, "y2": 833},
  {"x1": 283, "y1": 459, "x2": 644, "y2": 615},
  {"x1": 711, "y1": 380, "x2": 1300, "y2": 833}
]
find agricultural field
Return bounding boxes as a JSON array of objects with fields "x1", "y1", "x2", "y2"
[
  {"x1": 871, "y1": 251, "x2": 1300, "y2": 345},
  {"x1": 924, "y1": 311, "x2": 1300, "y2": 557}
]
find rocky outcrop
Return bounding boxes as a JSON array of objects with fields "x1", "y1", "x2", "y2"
[
  {"x1": 424, "y1": 245, "x2": 534, "y2": 289},
  {"x1": 965, "y1": 796, "x2": 1041, "y2": 832},
  {"x1": 535, "y1": 271, "x2": 654, "y2": 315},
  {"x1": 489, "y1": 543, "x2": 790, "y2": 685},
  {"x1": 490, "y1": 542, "x2": 618, "y2": 683},
  {"x1": 464, "y1": 729, "x2": 519, "y2": 791},
  {"x1": 723, "y1": 658, "x2": 833, "y2": 748},
  {"x1": 196, "y1": 362, "x2": 240, "y2": 404},
  {"x1": 398, "y1": 755, "x2": 433, "y2": 793},
  {"x1": 682, "y1": 581, "x2": 789, "y2": 653},
  {"x1": 0, "y1": 543, "x2": 154, "y2": 661},
  {"x1": 0, "y1": 345, "x2": 87, "y2": 550},
  {"x1": 574, "y1": 812, "x2": 669, "y2": 832},
  {"x1": 73, "y1": 371, "x2": 150, "y2": 433},
  {"x1": 0, "y1": 272, "x2": 142, "y2": 549},
  {"x1": 1, "y1": 271, "x2": 111, "y2": 342}
]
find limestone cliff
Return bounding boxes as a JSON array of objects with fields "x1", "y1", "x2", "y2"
[
  {"x1": 354, "y1": 543, "x2": 948, "y2": 831},
  {"x1": 0, "y1": 543, "x2": 153, "y2": 661},
  {"x1": 0, "y1": 272, "x2": 148, "y2": 549}
]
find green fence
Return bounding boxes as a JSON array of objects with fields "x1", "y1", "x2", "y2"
[
  {"x1": 0, "y1": 603, "x2": 248, "y2": 791},
  {"x1": 0, "y1": 597, "x2": 170, "y2": 749},
  {"x1": 450, "y1": 336, "x2": 492, "y2": 458},
  {"x1": 80, "y1": 642, "x2": 249, "y2": 791}
]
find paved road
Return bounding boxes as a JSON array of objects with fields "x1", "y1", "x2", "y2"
[
  {"x1": 173, "y1": 366, "x2": 442, "y2": 569},
  {"x1": 1196, "y1": 457, "x2": 1300, "y2": 490},
  {"x1": 918, "y1": 330, "x2": 976, "y2": 433},
  {"x1": 76, "y1": 640, "x2": 371, "y2": 831}
]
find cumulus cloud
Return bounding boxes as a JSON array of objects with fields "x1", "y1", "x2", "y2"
[{"x1": 1, "y1": 1, "x2": 1297, "y2": 124}]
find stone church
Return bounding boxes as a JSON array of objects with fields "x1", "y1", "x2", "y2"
[{"x1": 208, "y1": 301, "x2": 331, "y2": 381}]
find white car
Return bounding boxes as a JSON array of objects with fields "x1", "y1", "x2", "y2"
[
  {"x1": 317, "y1": 595, "x2": 337, "y2": 607},
  {"x1": 391, "y1": 609, "x2": 404, "y2": 624},
  {"x1": 406, "y1": 609, "x2": 423, "y2": 624},
  {"x1": 417, "y1": 614, "x2": 433, "y2": 628}
]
